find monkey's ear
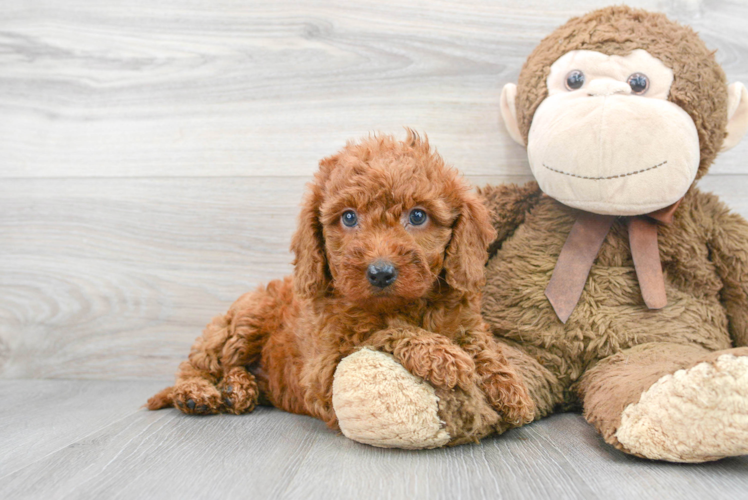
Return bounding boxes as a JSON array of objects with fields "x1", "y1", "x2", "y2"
[
  {"x1": 500, "y1": 83, "x2": 525, "y2": 147},
  {"x1": 722, "y1": 82, "x2": 748, "y2": 152}
]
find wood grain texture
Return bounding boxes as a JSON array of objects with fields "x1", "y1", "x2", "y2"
[
  {"x1": 2, "y1": 1, "x2": 748, "y2": 380},
  {"x1": 0, "y1": 174, "x2": 529, "y2": 379},
  {"x1": 0, "y1": 379, "x2": 168, "y2": 477},
  {"x1": 0, "y1": 177, "x2": 302, "y2": 379},
  {"x1": 0, "y1": 174, "x2": 747, "y2": 380},
  {"x1": 1, "y1": 0, "x2": 747, "y2": 180},
  {"x1": 2, "y1": 1, "x2": 748, "y2": 496},
  {"x1": 0, "y1": 380, "x2": 746, "y2": 499},
  {"x1": 3, "y1": 175, "x2": 748, "y2": 379}
]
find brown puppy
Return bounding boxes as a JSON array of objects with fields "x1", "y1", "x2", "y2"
[{"x1": 148, "y1": 132, "x2": 534, "y2": 431}]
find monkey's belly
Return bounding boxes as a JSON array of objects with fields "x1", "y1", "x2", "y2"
[{"x1": 482, "y1": 217, "x2": 732, "y2": 384}]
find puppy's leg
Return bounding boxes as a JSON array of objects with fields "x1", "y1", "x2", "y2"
[
  {"x1": 171, "y1": 353, "x2": 260, "y2": 416},
  {"x1": 171, "y1": 359, "x2": 225, "y2": 415},
  {"x1": 168, "y1": 309, "x2": 265, "y2": 415},
  {"x1": 148, "y1": 278, "x2": 292, "y2": 415},
  {"x1": 364, "y1": 327, "x2": 476, "y2": 391},
  {"x1": 301, "y1": 347, "x2": 343, "y2": 429},
  {"x1": 168, "y1": 310, "x2": 237, "y2": 415},
  {"x1": 457, "y1": 329, "x2": 535, "y2": 426},
  {"x1": 217, "y1": 366, "x2": 260, "y2": 415},
  {"x1": 147, "y1": 313, "x2": 230, "y2": 414}
]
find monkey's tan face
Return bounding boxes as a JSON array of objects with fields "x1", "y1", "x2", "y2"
[{"x1": 527, "y1": 49, "x2": 700, "y2": 216}]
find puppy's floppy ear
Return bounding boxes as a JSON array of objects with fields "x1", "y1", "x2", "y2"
[
  {"x1": 444, "y1": 192, "x2": 497, "y2": 294},
  {"x1": 290, "y1": 155, "x2": 337, "y2": 299}
]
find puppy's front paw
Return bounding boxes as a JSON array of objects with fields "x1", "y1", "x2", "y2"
[
  {"x1": 218, "y1": 367, "x2": 259, "y2": 415},
  {"x1": 398, "y1": 337, "x2": 476, "y2": 390},
  {"x1": 173, "y1": 380, "x2": 224, "y2": 415},
  {"x1": 482, "y1": 374, "x2": 535, "y2": 426}
]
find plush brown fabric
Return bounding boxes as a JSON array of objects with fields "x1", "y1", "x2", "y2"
[
  {"x1": 579, "y1": 342, "x2": 714, "y2": 452},
  {"x1": 479, "y1": 6, "x2": 748, "y2": 461},
  {"x1": 481, "y1": 182, "x2": 748, "y2": 451},
  {"x1": 580, "y1": 344, "x2": 748, "y2": 456},
  {"x1": 515, "y1": 6, "x2": 728, "y2": 179},
  {"x1": 148, "y1": 132, "x2": 534, "y2": 443},
  {"x1": 494, "y1": 340, "x2": 565, "y2": 419}
]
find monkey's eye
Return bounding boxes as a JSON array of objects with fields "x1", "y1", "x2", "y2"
[
  {"x1": 408, "y1": 209, "x2": 427, "y2": 226},
  {"x1": 627, "y1": 73, "x2": 649, "y2": 95},
  {"x1": 341, "y1": 210, "x2": 358, "y2": 227},
  {"x1": 565, "y1": 70, "x2": 585, "y2": 91}
]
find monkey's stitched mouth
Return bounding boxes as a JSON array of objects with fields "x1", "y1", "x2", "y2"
[{"x1": 542, "y1": 160, "x2": 667, "y2": 180}]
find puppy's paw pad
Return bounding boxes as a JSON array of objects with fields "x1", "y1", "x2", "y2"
[{"x1": 173, "y1": 383, "x2": 223, "y2": 415}]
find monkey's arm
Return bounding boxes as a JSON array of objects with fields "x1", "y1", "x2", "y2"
[
  {"x1": 477, "y1": 181, "x2": 543, "y2": 257},
  {"x1": 707, "y1": 193, "x2": 748, "y2": 347}
]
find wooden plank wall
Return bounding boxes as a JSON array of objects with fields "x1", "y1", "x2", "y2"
[{"x1": 2, "y1": 0, "x2": 747, "y2": 380}]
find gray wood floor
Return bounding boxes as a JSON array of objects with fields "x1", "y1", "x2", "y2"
[
  {"x1": 3, "y1": 0, "x2": 748, "y2": 379},
  {"x1": 2, "y1": 1, "x2": 748, "y2": 498},
  {"x1": 1, "y1": 380, "x2": 746, "y2": 500}
]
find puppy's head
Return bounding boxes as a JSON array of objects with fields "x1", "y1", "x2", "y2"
[{"x1": 291, "y1": 131, "x2": 496, "y2": 308}]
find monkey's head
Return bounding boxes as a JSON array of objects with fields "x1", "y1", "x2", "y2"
[{"x1": 501, "y1": 6, "x2": 748, "y2": 216}]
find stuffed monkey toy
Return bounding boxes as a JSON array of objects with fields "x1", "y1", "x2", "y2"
[{"x1": 332, "y1": 6, "x2": 748, "y2": 462}]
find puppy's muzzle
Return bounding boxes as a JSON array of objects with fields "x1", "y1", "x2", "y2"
[{"x1": 367, "y1": 260, "x2": 398, "y2": 289}]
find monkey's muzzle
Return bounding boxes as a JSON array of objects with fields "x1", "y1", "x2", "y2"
[{"x1": 527, "y1": 93, "x2": 700, "y2": 216}]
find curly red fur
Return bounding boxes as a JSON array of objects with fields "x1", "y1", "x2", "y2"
[{"x1": 147, "y1": 131, "x2": 535, "y2": 429}]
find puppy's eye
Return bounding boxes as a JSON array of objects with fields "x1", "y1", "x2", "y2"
[
  {"x1": 341, "y1": 210, "x2": 358, "y2": 227},
  {"x1": 565, "y1": 70, "x2": 585, "y2": 90},
  {"x1": 627, "y1": 73, "x2": 649, "y2": 95},
  {"x1": 408, "y1": 209, "x2": 427, "y2": 226}
]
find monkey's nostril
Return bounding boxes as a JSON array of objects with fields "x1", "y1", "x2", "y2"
[{"x1": 367, "y1": 261, "x2": 398, "y2": 289}]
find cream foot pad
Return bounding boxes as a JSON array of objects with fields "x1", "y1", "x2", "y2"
[
  {"x1": 332, "y1": 348, "x2": 450, "y2": 449},
  {"x1": 617, "y1": 354, "x2": 748, "y2": 462}
]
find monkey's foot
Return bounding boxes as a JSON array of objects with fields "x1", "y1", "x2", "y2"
[
  {"x1": 332, "y1": 348, "x2": 450, "y2": 449},
  {"x1": 616, "y1": 354, "x2": 748, "y2": 462}
]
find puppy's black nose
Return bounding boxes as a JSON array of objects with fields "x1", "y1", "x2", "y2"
[{"x1": 367, "y1": 261, "x2": 398, "y2": 289}]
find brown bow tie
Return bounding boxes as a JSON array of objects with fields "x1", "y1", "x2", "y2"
[{"x1": 545, "y1": 201, "x2": 681, "y2": 324}]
